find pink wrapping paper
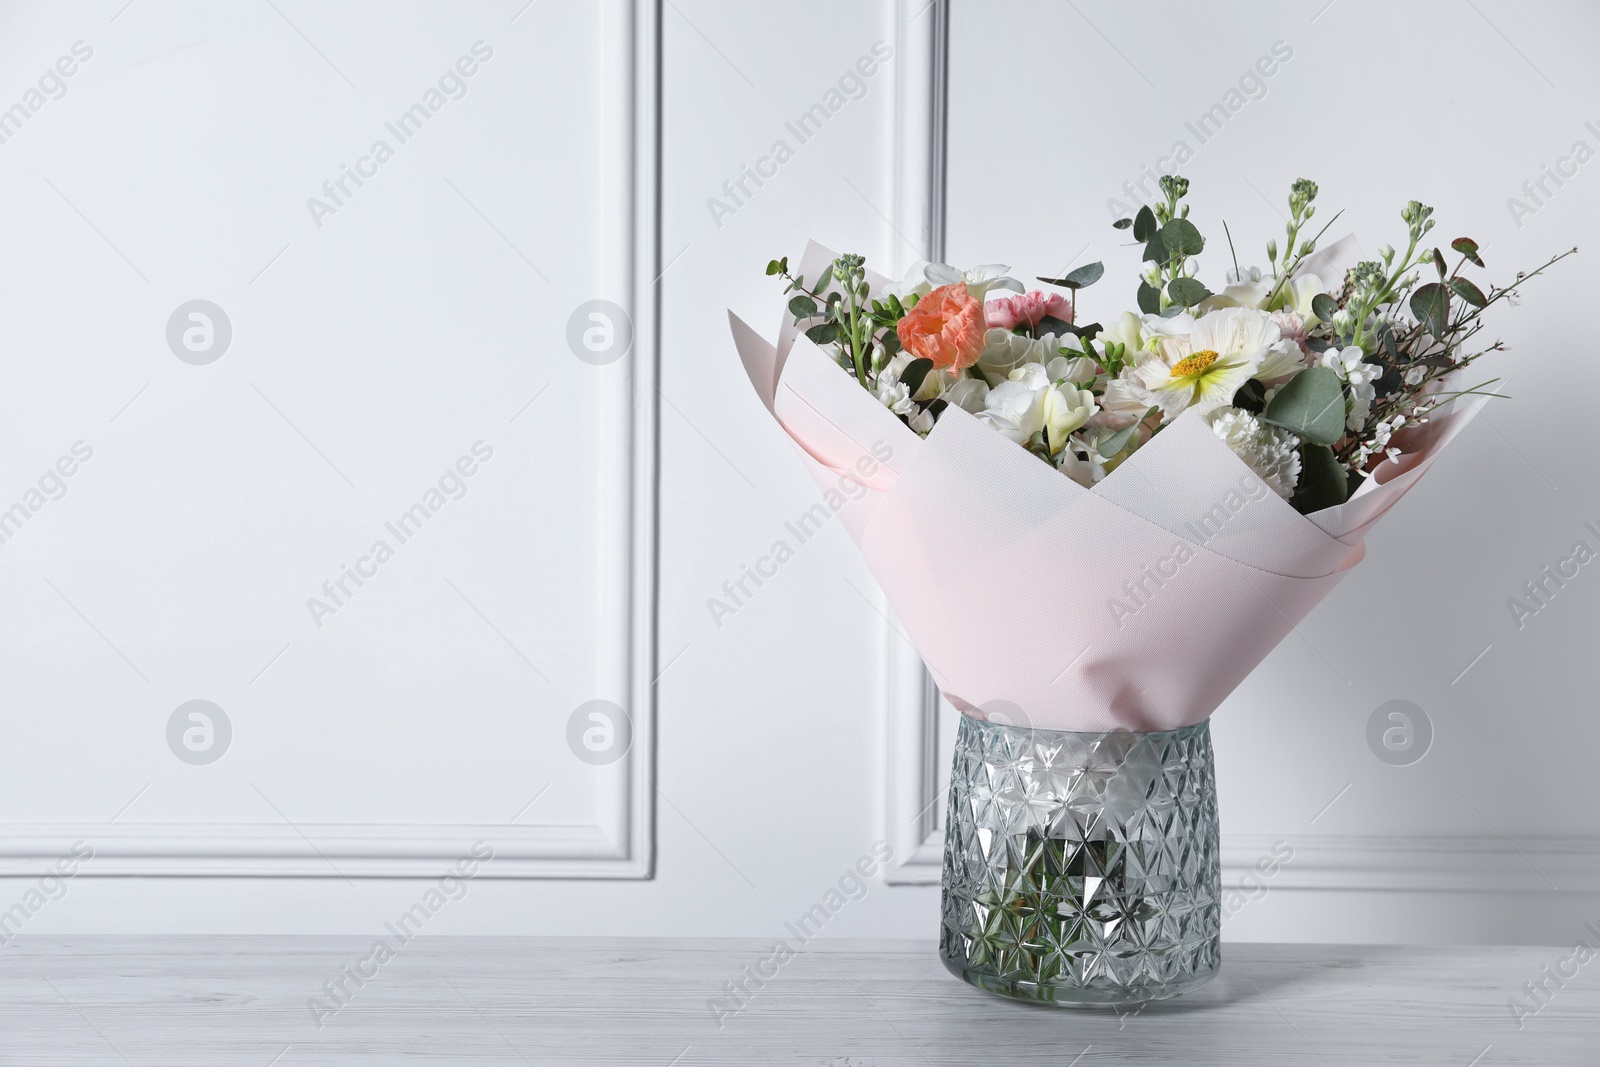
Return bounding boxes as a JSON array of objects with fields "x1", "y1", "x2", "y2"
[{"x1": 730, "y1": 243, "x2": 1482, "y2": 732}]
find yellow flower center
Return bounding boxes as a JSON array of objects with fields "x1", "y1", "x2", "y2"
[{"x1": 1170, "y1": 350, "x2": 1219, "y2": 379}]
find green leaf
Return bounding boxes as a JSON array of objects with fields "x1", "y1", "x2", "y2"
[
  {"x1": 1036, "y1": 261, "x2": 1105, "y2": 289},
  {"x1": 1064, "y1": 321, "x2": 1103, "y2": 341},
  {"x1": 1142, "y1": 232, "x2": 1168, "y2": 263},
  {"x1": 788, "y1": 295, "x2": 819, "y2": 319},
  {"x1": 765, "y1": 259, "x2": 783, "y2": 276},
  {"x1": 804, "y1": 322, "x2": 838, "y2": 345},
  {"x1": 1160, "y1": 218, "x2": 1205, "y2": 257},
  {"x1": 1449, "y1": 277, "x2": 1487, "y2": 308},
  {"x1": 1098, "y1": 423, "x2": 1139, "y2": 459},
  {"x1": 1432, "y1": 247, "x2": 1447, "y2": 278},
  {"x1": 1137, "y1": 280, "x2": 1162, "y2": 314},
  {"x1": 1099, "y1": 407, "x2": 1159, "y2": 458},
  {"x1": 1451, "y1": 237, "x2": 1484, "y2": 267},
  {"x1": 1311, "y1": 293, "x2": 1338, "y2": 323},
  {"x1": 1261, "y1": 365, "x2": 1346, "y2": 446},
  {"x1": 1132, "y1": 205, "x2": 1158, "y2": 242},
  {"x1": 1037, "y1": 315, "x2": 1073, "y2": 336},
  {"x1": 899, "y1": 357, "x2": 934, "y2": 394},
  {"x1": 881, "y1": 329, "x2": 901, "y2": 356},
  {"x1": 1166, "y1": 277, "x2": 1211, "y2": 307},
  {"x1": 1112, "y1": 217, "x2": 1133, "y2": 230},
  {"x1": 1290, "y1": 443, "x2": 1349, "y2": 513},
  {"x1": 1233, "y1": 378, "x2": 1266, "y2": 414},
  {"x1": 1409, "y1": 282, "x2": 1452, "y2": 340}
]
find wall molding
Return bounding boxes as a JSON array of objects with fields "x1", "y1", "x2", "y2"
[
  {"x1": 0, "y1": 0, "x2": 661, "y2": 879},
  {"x1": 883, "y1": 0, "x2": 949, "y2": 886}
]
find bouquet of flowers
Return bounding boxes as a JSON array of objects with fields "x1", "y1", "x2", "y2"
[{"x1": 730, "y1": 176, "x2": 1569, "y2": 732}]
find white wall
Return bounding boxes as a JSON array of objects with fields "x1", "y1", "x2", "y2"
[{"x1": 0, "y1": 0, "x2": 1595, "y2": 949}]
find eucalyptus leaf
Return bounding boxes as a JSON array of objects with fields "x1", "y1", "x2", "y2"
[
  {"x1": 1037, "y1": 315, "x2": 1073, "y2": 335},
  {"x1": 788, "y1": 294, "x2": 818, "y2": 319},
  {"x1": 1098, "y1": 423, "x2": 1139, "y2": 459},
  {"x1": 1137, "y1": 280, "x2": 1162, "y2": 314},
  {"x1": 1160, "y1": 218, "x2": 1205, "y2": 257},
  {"x1": 1052, "y1": 261, "x2": 1106, "y2": 289},
  {"x1": 1112, "y1": 217, "x2": 1133, "y2": 230},
  {"x1": 1133, "y1": 205, "x2": 1157, "y2": 242},
  {"x1": 1311, "y1": 293, "x2": 1337, "y2": 323},
  {"x1": 765, "y1": 259, "x2": 783, "y2": 276},
  {"x1": 1451, "y1": 237, "x2": 1484, "y2": 267},
  {"x1": 1410, "y1": 282, "x2": 1452, "y2": 340},
  {"x1": 1261, "y1": 366, "x2": 1346, "y2": 446},
  {"x1": 1291, "y1": 443, "x2": 1349, "y2": 513},
  {"x1": 1449, "y1": 277, "x2": 1487, "y2": 308},
  {"x1": 1142, "y1": 233, "x2": 1168, "y2": 263},
  {"x1": 804, "y1": 322, "x2": 838, "y2": 345},
  {"x1": 1166, "y1": 277, "x2": 1211, "y2": 307},
  {"x1": 1432, "y1": 247, "x2": 1447, "y2": 278}
]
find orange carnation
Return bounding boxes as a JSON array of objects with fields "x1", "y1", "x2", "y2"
[{"x1": 896, "y1": 282, "x2": 986, "y2": 371}]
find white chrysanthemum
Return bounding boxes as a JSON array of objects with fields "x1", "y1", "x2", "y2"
[{"x1": 1208, "y1": 405, "x2": 1301, "y2": 500}]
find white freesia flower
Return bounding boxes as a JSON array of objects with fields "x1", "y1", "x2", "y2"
[
  {"x1": 1047, "y1": 354, "x2": 1099, "y2": 387},
  {"x1": 1139, "y1": 310, "x2": 1195, "y2": 349},
  {"x1": 908, "y1": 407, "x2": 935, "y2": 434},
  {"x1": 978, "y1": 363, "x2": 1096, "y2": 452},
  {"x1": 1134, "y1": 307, "x2": 1278, "y2": 419},
  {"x1": 1286, "y1": 273, "x2": 1328, "y2": 321},
  {"x1": 1100, "y1": 311, "x2": 1143, "y2": 356},
  {"x1": 924, "y1": 262, "x2": 1025, "y2": 302},
  {"x1": 1218, "y1": 265, "x2": 1273, "y2": 309},
  {"x1": 977, "y1": 329, "x2": 1063, "y2": 385},
  {"x1": 1208, "y1": 405, "x2": 1302, "y2": 500},
  {"x1": 979, "y1": 367, "x2": 1050, "y2": 444},
  {"x1": 880, "y1": 260, "x2": 932, "y2": 302},
  {"x1": 1101, "y1": 364, "x2": 1160, "y2": 420},
  {"x1": 1256, "y1": 339, "x2": 1308, "y2": 382},
  {"x1": 1042, "y1": 383, "x2": 1097, "y2": 453},
  {"x1": 1321, "y1": 345, "x2": 1381, "y2": 430},
  {"x1": 941, "y1": 377, "x2": 990, "y2": 414}
]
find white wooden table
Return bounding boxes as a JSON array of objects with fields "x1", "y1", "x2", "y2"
[{"x1": 0, "y1": 938, "x2": 1587, "y2": 1064}]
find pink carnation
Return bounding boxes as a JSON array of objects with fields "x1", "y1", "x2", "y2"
[{"x1": 985, "y1": 290, "x2": 1073, "y2": 330}]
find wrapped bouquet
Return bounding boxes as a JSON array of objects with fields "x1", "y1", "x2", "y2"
[
  {"x1": 731, "y1": 176, "x2": 1570, "y2": 734},
  {"x1": 730, "y1": 176, "x2": 1570, "y2": 1006}
]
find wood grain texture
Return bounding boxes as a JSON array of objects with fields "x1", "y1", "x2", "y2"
[{"x1": 0, "y1": 938, "x2": 1589, "y2": 1064}]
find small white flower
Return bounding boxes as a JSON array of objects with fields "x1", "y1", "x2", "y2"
[
  {"x1": 872, "y1": 376, "x2": 914, "y2": 416},
  {"x1": 1403, "y1": 365, "x2": 1426, "y2": 386},
  {"x1": 1320, "y1": 345, "x2": 1381, "y2": 431},
  {"x1": 1057, "y1": 441, "x2": 1107, "y2": 488},
  {"x1": 1208, "y1": 405, "x2": 1302, "y2": 500},
  {"x1": 908, "y1": 407, "x2": 935, "y2": 435}
]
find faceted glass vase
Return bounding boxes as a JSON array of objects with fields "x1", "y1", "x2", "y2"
[{"x1": 939, "y1": 714, "x2": 1221, "y2": 1007}]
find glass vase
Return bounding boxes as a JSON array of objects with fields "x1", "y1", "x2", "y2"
[{"x1": 939, "y1": 713, "x2": 1221, "y2": 1006}]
